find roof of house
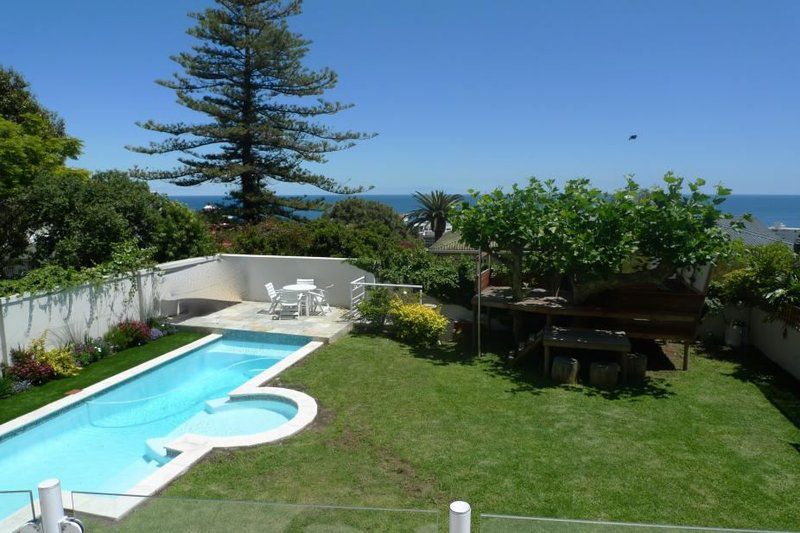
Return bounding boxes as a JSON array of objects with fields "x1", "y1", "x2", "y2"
[
  {"x1": 717, "y1": 216, "x2": 791, "y2": 248},
  {"x1": 769, "y1": 226, "x2": 800, "y2": 247},
  {"x1": 428, "y1": 231, "x2": 477, "y2": 254}
]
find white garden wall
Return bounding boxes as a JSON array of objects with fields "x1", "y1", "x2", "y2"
[
  {"x1": 0, "y1": 254, "x2": 375, "y2": 365},
  {"x1": 700, "y1": 306, "x2": 800, "y2": 381},
  {"x1": 0, "y1": 275, "x2": 150, "y2": 364},
  {"x1": 218, "y1": 254, "x2": 374, "y2": 308}
]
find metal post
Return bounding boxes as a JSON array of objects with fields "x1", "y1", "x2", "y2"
[
  {"x1": 449, "y1": 500, "x2": 471, "y2": 533},
  {"x1": 476, "y1": 248, "x2": 481, "y2": 357},
  {"x1": 38, "y1": 479, "x2": 65, "y2": 533}
]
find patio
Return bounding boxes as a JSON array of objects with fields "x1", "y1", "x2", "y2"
[{"x1": 172, "y1": 301, "x2": 353, "y2": 343}]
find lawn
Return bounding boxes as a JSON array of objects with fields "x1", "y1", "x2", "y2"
[
  {"x1": 0, "y1": 331, "x2": 205, "y2": 425},
  {"x1": 151, "y1": 333, "x2": 800, "y2": 531}
]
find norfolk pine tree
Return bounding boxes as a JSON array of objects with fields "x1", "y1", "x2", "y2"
[{"x1": 129, "y1": 0, "x2": 373, "y2": 221}]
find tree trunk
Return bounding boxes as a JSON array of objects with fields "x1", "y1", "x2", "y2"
[
  {"x1": 511, "y1": 249, "x2": 523, "y2": 300},
  {"x1": 240, "y1": 43, "x2": 259, "y2": 223},
  {"x1": 433, "y1": 216, "x2": 445, "y2": 241}
]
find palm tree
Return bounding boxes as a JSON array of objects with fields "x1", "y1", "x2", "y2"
[{"x1": 407, "y1": 190, "x2": 462, "y2": 242}]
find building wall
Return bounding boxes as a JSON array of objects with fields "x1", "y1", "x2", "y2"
[
  {"x1": 0, "y1": 275, "x2": 150, "y2": 364},
  {"x1": 747, "y1": 308, "x2": 800, "y2": 381},
  {"x1": 700, "y1": 306, "x2": 800, "y2": 381},
  {"x1": 0, "y1": 255, "x2": 375, "y2": 364}
]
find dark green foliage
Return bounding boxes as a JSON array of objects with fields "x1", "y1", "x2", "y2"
[
  {"x1": 353, "y1": 247, "x2": 476, "y2": 306},
  {"x1": 0, "y1": 376, "x2": 13, "y2": 399},
  {"x1": 229, "y1": 218, "x2": 402, "y2": 259},
  {"x1": 230, "y1": 220, "x2": 315, "y2": 256},
  {"x1": 406, "y1": 190, "x2": 462, "y2": 241},
  {"x1": 148, "y1": 199, "x2": 216, "y2": 262},
  {"x1": 355, "y1": 287, "x2": 393, "y2": 329},
  {"x1": 710, "y1": 242, "x2": 800, "y2": 319},
  {"x1": 0, "y1": 66, "x2": 65, "y2": 136},
  {"x1": 20, "y1": 170, "x2": 214, "y2": 269},
  {"x1": 326, "y1": 198, "x2": 408, "y2": 238},
  {"x1": 130, "y1": 0, "x2": 373, "y2": 221}
]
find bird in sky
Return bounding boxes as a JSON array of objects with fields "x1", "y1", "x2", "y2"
[{"x1": 628, "y1": 134, "x2": 638, "y2": 141}]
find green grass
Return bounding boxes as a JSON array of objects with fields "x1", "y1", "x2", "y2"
[
  {"x1": 0, "y1": 332, "x2": 204, "y2": 424},
  {"x1": 155, "y1": 334, "x2": 800, "y2": 531}
]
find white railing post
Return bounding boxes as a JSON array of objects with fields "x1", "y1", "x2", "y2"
[
  {"x1": 38, "y1": 479, "x2": 65, "y2": 533},
  {"x1": 449, "y1": 500, "x2": 471, "y2": 533}
]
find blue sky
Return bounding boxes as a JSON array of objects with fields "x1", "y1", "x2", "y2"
[{"x1": 2, "y1": 0, "x2": 798, "y2": 196}]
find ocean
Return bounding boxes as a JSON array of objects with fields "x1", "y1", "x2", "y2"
[{"x1": 169, "y1": 194, "x2": 800, "y2": 228}]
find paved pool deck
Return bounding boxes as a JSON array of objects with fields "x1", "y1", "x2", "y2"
[{"x1": 172, "y1": 301, "x2": 353, "y2": 343}]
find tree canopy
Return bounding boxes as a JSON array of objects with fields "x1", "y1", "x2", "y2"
[
  {"x1": 0, "y1": 67, "x2": 83, "y2": 193},
  {"x1": 130, "y1": 0, "x2": 373, "y2": 221},
  {"x1": 452, "y1": 173, "x2": 736, "y2": 300},
  {"x1": 406, "y1": 190, "x2": 462, "y2": 241},
  {"x1": 326, "y1": 197, "x2": 408, "y2": 238},
  {"x1": 23, "y1": 171, "x2": 215, "y2": 269}
]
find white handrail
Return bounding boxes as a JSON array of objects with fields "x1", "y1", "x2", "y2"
[
  {"x1": 349, "y1": 279, "x2": 424, "y2": 306},
  {"x1": 352, "y1": 281, "x2": 423, "y2": 290}
]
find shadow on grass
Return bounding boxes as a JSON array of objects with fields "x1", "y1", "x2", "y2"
[
  {"x1": 351, "y1": 329, "x2": 676, "y2": 400},
  {"x1": 485, "y1": 355, "x2": 675, "y2": 400},
  {"x1": 699, "y1": 342, "x2": 800, "y2": 429}
]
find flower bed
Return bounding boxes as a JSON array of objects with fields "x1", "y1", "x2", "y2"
[{"x1": 0, "y1": 317, "x2": 176, "y2": 399}]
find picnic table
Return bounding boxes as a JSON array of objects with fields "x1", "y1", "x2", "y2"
[{"x1": 472, "y1": 284, "x2": 706, "y2": 370}]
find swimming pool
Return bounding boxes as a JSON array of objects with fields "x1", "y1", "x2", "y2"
[{"x1": 0, "y1": 332, "x2": 319, "y2": 521}]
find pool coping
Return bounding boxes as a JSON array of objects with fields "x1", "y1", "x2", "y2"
[{"x1": 1, "y1": 333, "x2": 323, "y2": 525}]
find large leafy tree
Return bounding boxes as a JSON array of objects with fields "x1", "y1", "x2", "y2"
[
  {"x1": 24, "y1": 171, "x2": 215, "y2": 269},
  {"x1": 326, "y1": 197, "x2": 409, "y2": 239},
  {"x1": 0, "y1": 66, "x2": 65, "y2": 137},
  {"x1": 406, "y1": 190, "x2": 462, "y2": 241},
  {"x1": 452, "y1": 174, "x2": 735, "y2": 301},
  {"x1": 0, "y1": 66, "x2": 84, "y2": 269},
  {"x1": 130, "y1": 0, "x2": 373, "y2": 221}
]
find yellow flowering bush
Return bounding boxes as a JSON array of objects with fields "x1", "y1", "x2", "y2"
[
  {"x1": 30, "y1": 334, "x2": 81, "y2": 377},
  {"x1": 389, "y1": 301, "x2": 448, "y2": 346}
]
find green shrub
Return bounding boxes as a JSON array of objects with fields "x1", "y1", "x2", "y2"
[
  {"x1": 356, "y1": 288, "x2": 394, "y2": 330},
  {"x1": 38, "y1": 346, "x2": 80, "y2": 377},
  {"x1": 104, "y1": 325, "x2": 135, "y2": 351},
  {"x1": 104, "y1": 320, "x2": 152, "y2": 350},
  {"x1": 353, "y1": 248, "x2": 476, "y2": 306},
  {"x1": 712, "y1": 242, "x2": 800, "y2": 319},
  {"x1": 0, "y1": 376, "x2": 14, "y2": 399},
  {"x1": 389, "y1": 301, "x2": 448, "y2": 346}
]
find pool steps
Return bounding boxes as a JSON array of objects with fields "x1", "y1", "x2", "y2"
[{"x1": 144, "y1": 437, "x2": 173, "y2": 465}]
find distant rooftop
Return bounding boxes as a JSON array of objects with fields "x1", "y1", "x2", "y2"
[
  {"x1": 428, "y1": 231, "x2": 477, "y2": 254},
  {"x1": 717, "y1": 216, "x2": 792, "y2": 248}
]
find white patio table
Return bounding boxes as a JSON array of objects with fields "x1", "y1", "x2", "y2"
[{"x1": 281, "y1": 283, "x2": 316, "y2": 316}]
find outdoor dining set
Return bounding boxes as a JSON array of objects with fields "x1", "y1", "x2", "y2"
[{"x1": 265, "y1": 279, "x2": 333, "y2": 319}]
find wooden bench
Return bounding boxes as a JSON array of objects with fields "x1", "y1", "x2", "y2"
[{"x1": 543, "y1": 326, "x2": 631, "y2": 375}]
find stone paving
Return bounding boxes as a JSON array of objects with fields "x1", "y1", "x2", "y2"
[{"x1": 172, "y1": 301, "x2": 353, "y2": 343}]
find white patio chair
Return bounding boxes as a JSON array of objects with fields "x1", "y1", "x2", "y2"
[
  {"x1": 309, "y1": 284, "x2": 334, "y2": 315},
  {"x1": 277, "y1": 290, "x2": 304, "y2": 320},
  {"x1": 265, "y1": 283, "x2": 281, "y2": 315},
  {"x1": 296, "y1": 278, "x2": 315, "y2": 286}
]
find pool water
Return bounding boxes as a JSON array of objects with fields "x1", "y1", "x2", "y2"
[{"x1": 0, "y1": 334, "x2": 308, "y2": 519}]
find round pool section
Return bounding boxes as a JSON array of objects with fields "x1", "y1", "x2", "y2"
[
  {"x1": 186, "y1": 396, "x2": 298, "y2": 437},
  {"x1": 144, "y1": 396, "x2": 299, "y2": 465}
]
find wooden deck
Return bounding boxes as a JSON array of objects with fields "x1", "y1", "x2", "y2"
[{"x1": 473, "y1": 284, "x2": 706, "y2": 370}]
